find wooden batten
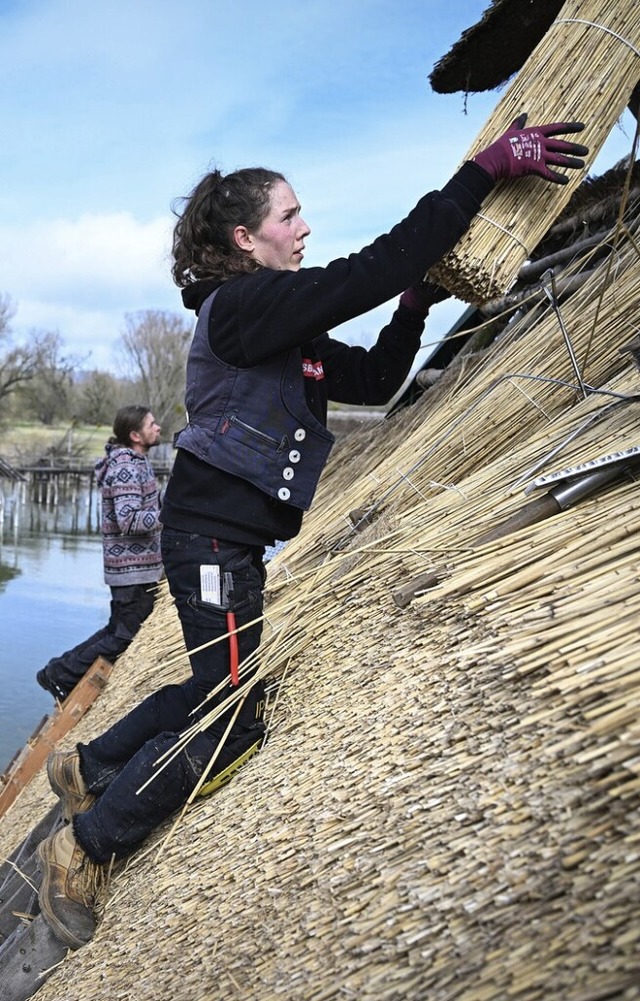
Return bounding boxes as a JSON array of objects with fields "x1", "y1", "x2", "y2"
[{"x1": 0, "y1": 657, "x2": 112, "y2": 818}]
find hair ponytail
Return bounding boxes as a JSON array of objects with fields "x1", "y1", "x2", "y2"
[{"x1": 172, "y1": 166, "x2": 286, "y2": 287}]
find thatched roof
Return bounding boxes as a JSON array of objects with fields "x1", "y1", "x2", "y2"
[
  {"x1": 1, "y1": 189, "x2": 639, "y2": 999},
  {"x1": 430, "y1": 0, "x2": 565, "y2": 94}
]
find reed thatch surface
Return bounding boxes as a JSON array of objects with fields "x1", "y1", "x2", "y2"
[{"x1": 2, "y1": 208, "x2": 640, "y2": 1001}]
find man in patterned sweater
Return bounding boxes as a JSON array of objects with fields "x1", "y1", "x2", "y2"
[{"x1": 37, "y1": 405, "x2": 163, "y2": 701}]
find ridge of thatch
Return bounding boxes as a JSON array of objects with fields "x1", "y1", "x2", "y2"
[
  {"x1": 2, "y1": 199, "x2": 639, "y2": 999},
  {"x1": 429, "y1": 0, "x2": 564, "y2": 94}
]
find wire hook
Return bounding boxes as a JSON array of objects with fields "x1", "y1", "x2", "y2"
[{"x1": 539, "y1": 268, "x2": 588, "y2": 399}]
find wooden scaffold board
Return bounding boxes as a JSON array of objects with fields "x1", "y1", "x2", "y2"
[{"x1": 0, "y1": 657, "x2": 112, "y2": 819}]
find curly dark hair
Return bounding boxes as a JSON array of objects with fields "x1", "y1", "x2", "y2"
[{"x1": 171, "y1": 166, "x2": 287, "y2": 287}]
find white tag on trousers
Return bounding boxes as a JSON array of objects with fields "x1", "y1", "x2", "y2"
[{"x1": 200, "y1": 564, "x2": 221, "y2": 604}]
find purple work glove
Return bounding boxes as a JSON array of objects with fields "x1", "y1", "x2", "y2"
[
  {"x1": 399, "y1": 279, "x2": 451, "y2": 317},
  {"x1": 473, "y1": 113, "x2": 588, "y2": 185}
]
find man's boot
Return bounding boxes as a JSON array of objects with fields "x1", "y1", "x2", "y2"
[
  {"x1": 37, "y1": 825, "x2": 104, "y2": 949},
  {"x1": 47, "y1": 749, "x2": 95, "y2": 821},
  {"x1": 36, "y1": 668, "x2": 71, "y2": 703}
]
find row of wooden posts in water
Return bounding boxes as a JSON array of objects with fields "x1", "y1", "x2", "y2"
[{"x1": 0, "y1": 465, "x2": 172, "y2": 539}]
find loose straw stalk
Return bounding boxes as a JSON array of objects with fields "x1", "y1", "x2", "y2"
[{"x1": 430, "y1": 0, "x2": 640, "y2": 304}]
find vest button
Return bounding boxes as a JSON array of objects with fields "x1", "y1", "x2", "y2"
[
  {"x1": 278, "y1": 487, "x2": 291, "y2": 501},
  {"x1": 288, "y1": 450, "x2": 301, "y2": 463},
  {"x1": 294, "y1": 428, "x2": 306, "y2": 441},
  {"x1": 282, "y1": 467, "x2": 294, "y2": 480}
]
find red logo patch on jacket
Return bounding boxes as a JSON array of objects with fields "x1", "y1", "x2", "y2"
[{"x1": 302, "y1": 358, "x2": 325, "y2": 381}]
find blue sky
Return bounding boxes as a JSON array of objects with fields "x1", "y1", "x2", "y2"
[{"x1": 0, "y1": 0, "x2": 635, "y2": 373}]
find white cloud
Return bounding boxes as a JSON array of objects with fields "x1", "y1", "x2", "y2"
[
  {"x1": 13, "y1": 301, "x2": 130, "y2": 371},
  {"x1": 0, "y1": 212, "x2": 173, "y2": 302},
  {"x1": 0, "y1": 211, "x2": 185, "y2": 367}
]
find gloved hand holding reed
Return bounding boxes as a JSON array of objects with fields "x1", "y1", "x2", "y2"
[
  {"x1": 473, "y1": 115, "x2": 588, "y2": 185},
  {"x1": 429, "y1": 0, "x2": 640, "y2": 305}
]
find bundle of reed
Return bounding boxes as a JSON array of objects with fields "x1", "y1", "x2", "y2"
[{"x1": 429, "y1": 0, "x2": 640, "y2": 304}]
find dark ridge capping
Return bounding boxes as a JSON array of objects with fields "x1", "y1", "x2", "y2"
[{"x1": 429, "y1": 0, "x2": 565, "y2": 94}]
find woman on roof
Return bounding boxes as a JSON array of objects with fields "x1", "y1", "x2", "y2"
[{"x1": 36, "y1": 116, "x2": 588, "y2": 949}]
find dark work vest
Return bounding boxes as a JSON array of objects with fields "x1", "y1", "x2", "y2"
[{"x1": 173, "y1": 290, "x2": 335, "y2": 511}]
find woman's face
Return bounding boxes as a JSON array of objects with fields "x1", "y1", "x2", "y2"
[{"x1": 246, "y1": 181, "x2": 311, "y2": 271}]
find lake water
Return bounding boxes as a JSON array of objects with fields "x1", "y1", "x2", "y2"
[{"x1": 0, "y1": 480, "x2": 107, "y2": 773}]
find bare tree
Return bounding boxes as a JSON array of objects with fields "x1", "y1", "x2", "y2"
[
  {"x1": 0, "y1": 296, "x2": 44, "y2": 420},
  {"x1": 18, "y1": 331, "x2": 79, "y2": 425},
  {"x1": 0, "y1": 293, "x2": 14, "y2": 337},
  {"x1": 76, "y1": 370, "x2": 128, "y2": 426},
  {"x1": 117, "y1": 310, "x2": 192, "y2": 436},
  {"x1": 0, "y1": 341, "x2": 38, "y2": 405}
]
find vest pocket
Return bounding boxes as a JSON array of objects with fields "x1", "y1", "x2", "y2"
[{"x1": 223, "y1": 412, "x2": 288, "y2": 453}]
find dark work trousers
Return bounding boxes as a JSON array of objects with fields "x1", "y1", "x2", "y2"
[
  {"x1": 42, "y1": 583, "x2": 157, "y2": 694},
  {"x1": 74, "y1": 529, "x2": 266, "y2": 863}
]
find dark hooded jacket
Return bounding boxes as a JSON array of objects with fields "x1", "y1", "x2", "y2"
[{"x1": 160, "y1": 161, "x2": 493, "y2": 546}]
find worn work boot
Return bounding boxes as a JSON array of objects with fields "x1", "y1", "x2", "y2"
[
  {"x1": 47, "y1": 749, "x2": 95, "y2": 822},
  {"x1": 37, "y1": 825, "x2": 104, "y2": 949}
]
